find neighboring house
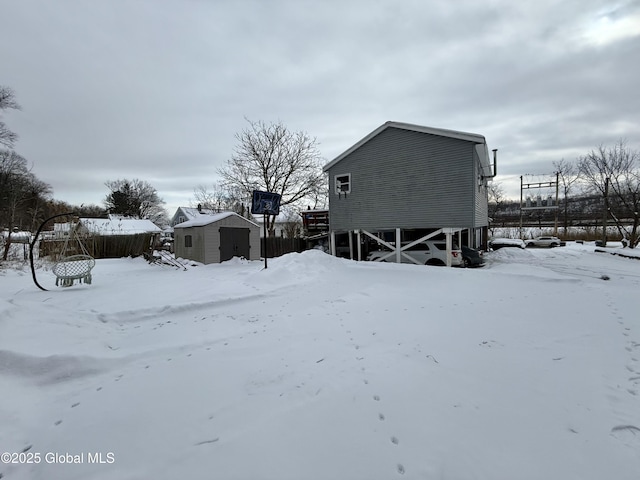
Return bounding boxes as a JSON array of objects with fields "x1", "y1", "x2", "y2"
[
  {"x1": 253, "y1": 217, "x2": 290, "y2": 238},
  {"x1": 174, "y1": 212, "x2": 260, "y2": 264},
  {"x1": 53, "y1": 215, "x2": 163, "y2": 237},
  {"x1": 78, "y1": 215, "x2": 163, "y2": 236},
  {"x1": 170, "y1": 205, "x2": 218, "y2": 227},
  {"x1": 47, "y1": 215, "x2": 163, "y2": 259},
  {"x1": 323, "y1": 121, "x2": 496, "y2": 261}
]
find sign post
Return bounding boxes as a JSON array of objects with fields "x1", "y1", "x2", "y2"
[{"x1": 251, "y1": 190, "x2": 281, "y2": 269}]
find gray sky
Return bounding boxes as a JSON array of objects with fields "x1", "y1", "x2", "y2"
[{"x1": 2, "y1": 0, "x2": 639, "y2": 215}]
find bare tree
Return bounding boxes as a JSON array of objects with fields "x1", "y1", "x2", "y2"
[
  {"x1": 1, "y1": 150, "x2": 52, "y2": 260},
  {"x1": 0, "y1": 86, "x2": 20, "y2": 148},
  {"x1": 192, "y1": 181, "x2": 248, "y2": 216},
  {"x1": 219, "y1": 119, "x2": 326, "y2": 236},
  {"x1": 552, "y1": 158, "x2": 581, "y2": 235},
  {"x1": 577, "y1": 140, "x2": 640, "y2": 248},
  {"x1": 104, "y1": 178, "x2": 168, "y2": 225},
  {"x1": 1, "y1": 150, "x2": 52, "y2": 227},
  {"x1": 487, "y1": 181, "x2": 505, "y2": 233},
  {"x1": 280, "y1": 207, "x2": 303, "y2": 239}
]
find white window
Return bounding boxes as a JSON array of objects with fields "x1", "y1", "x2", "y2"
[{"x1": 334, "y1": 173, "x2": 351, "y2": 194}]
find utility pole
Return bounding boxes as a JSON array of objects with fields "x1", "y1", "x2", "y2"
[
  {"x1": 554, "y1": 171, "x2": 559, "y2": 236},
  {"x1": 601, "y1": 177, "x2": 609, "y2": 246},
  {"x1": 519, "y1": 176, "x2": 523, "y2": 238}
]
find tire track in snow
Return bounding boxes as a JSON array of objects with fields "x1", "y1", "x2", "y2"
[{"x1": 96, "y1": 289, "x2": 293, "y2": 324}]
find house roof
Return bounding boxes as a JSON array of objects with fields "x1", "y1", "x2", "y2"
[
  {"x1": 173, "y1": 212, "x2": 259, "y2": 229},
  {"x1": 79, "y1": 215, "x2": 163, "y2": 235},
  {"x1": 174, "y1": 206, "x2": 217, "y2": 220},
  {"x1": 323, "y1": 121, "x2": 490, "y2": 172}
]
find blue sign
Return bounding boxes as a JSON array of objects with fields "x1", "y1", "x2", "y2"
[{"x1": 251, "y1": 190, "x2": 281, "y2": 215}]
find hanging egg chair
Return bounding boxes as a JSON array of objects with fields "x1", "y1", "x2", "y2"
[{"x1": 52, "y1": 220, "x2": 95, "y2": 287}]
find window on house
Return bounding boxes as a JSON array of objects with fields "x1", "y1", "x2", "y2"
[
  {"x1": 184, "y1": 235, "x2": 192, "y2": 248},
  {"x1": 335, "y1": 173, "x2": 351, "y2": 194}
]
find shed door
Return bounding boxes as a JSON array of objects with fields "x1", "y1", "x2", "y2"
[{"x1": 219, "y1": 227, "x2": 250, "y2": 262}]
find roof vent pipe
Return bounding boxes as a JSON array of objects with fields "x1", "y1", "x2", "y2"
[{"x1": 491, "y1": 149, "x2": 498, "y2": 177}]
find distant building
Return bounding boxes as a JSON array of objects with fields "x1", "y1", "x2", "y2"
[{"x1": 170, "y1": 205, "x2": 218, "y2": 227}]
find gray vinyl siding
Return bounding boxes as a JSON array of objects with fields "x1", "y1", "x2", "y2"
[
  {"x1": 175, "y1": 226, "x2": 205, "y2": 263},
  {"x1": 327, "y1": 127, "x2": 480, "y2": 232}
]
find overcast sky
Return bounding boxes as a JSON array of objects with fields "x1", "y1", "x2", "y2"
[{"x1": 2, "y1": 0, "x2": 639, "y2": 215}]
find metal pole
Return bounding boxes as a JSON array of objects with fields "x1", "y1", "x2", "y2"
[
  {"x1": 348, "y1": 230, "x2": 354, "y2": 260},
  {"x1": 602, "y1": 177, "x2": 609, "y2": 246},
  {"x1": 519, "y1": 176, "x2": 523, "y2": 238},
  {"x1": 263, "y1": 213, "x2": 268, "y2": 269},
  {"x1": 29, "y1": 212, "x2": 76, "y2": 291},
  {"x1": 554, "y1": 172, "x2": 559, "y2": 236}
]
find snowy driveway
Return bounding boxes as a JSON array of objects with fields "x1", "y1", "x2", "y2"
[{"x1": 1, "y1": 244, "x2": 639, "y2": 480}]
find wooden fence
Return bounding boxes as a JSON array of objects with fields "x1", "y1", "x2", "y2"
[
  {"x1": 261, "y1": 237, "x2": 306, "y2": 258},
  {"x1": 39, "y1": 234, "x2": 157, "y2": 260},
  {"x1": 40, "y1": 234, "x2": 307, "y2": 261}
]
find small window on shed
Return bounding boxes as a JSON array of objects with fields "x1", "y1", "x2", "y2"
[
  {"x1": 184, "y1": 235, "x2": 193, "y2": 248},
  {"x1": 335, "y1": 173, "x2": 351, "y2": 194}
]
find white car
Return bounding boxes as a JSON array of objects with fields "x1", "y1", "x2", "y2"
[
  {"x1": 366, "y1": 240, "x2": 463, "y2": 266},
  {"x1": 525, "y1": 236, "x2": 565, "y2": 248}
]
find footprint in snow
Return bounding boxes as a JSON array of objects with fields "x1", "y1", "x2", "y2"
[{"x1": 611, "y1": 425, "x2": 640, "y2": 443}]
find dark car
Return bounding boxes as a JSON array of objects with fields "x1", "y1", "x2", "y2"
[
  {"x1": 489, "y1": 238, "x2": 526, "y2": 250},
  {"x1": 461, "y1": 246, "x2": 485, "y2": 268}
]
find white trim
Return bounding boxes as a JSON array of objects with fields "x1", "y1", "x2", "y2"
[
  {"x1": 361, "y1": 228, "x2": 464, "y2": 267},
  {"x1": 174, "y1": 212, "x2": 259, "y2": 229},
  {"x1": 334, "y1": 173, "x2": 351, "y2": 195}
]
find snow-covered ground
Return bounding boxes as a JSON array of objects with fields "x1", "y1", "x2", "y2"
[{"x1": 1, "y1": 243, "x2": 639, "y2": 480}]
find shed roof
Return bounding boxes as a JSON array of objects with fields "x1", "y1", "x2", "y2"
[
  {"x1": 323, "y1": 121, "x2": 489, "y2": 172},
  {"x1": 173, "y1": 212, "x2": 259, "y2": 229}
]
